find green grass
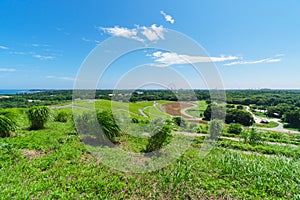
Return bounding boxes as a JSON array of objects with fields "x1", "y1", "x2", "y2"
[
  {"x1": 255, "y1": 121, "x2": 279, "y2": 128},
  {"x1": 252, "y1": 110, "x2": 268, "y2": 118},
  {"x1": 185, "y1": 100, "x2": 207, "y2": 118},
  {"x1": 1, "y1": 106, "x2": 300, "y2": 199},
  {"x1": 216, "y1": 138, "x2": 300, "y2": 158}
]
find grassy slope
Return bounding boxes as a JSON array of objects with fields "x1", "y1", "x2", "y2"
[
  {"x1": 1, "y1": 107, "x2": 300, "y2": 199},
  {"x1": 185, "y1": 100, "x2": 207, "y2": 118}
]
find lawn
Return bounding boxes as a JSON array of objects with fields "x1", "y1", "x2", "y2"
[
  {"x1": 185, "y1": 100, "x2": 207, "y2": 118},
  {"x1": 255, "y1": 121, "x2": 279, "y2": 128}
]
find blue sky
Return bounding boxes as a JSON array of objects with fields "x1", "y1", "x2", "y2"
[{"x1": 1, "y1": 0, "x2": 300, "y2": 89}]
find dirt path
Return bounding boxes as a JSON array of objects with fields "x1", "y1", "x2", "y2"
[
  {"x1": 139, "y1": 107, "x2": 149, "y2": 117},
  {"x1": 180, "y1": 103, "x2": 203, "y2": 120}
]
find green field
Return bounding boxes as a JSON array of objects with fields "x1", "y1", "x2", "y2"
[
  {"x1": 1, "y1": 101, "x2": 300, "y2": 199},
  {"x1": 185, "y1": 100, "x2": 207, "y2": 118},
  {"x1": 254, "y1": 121, "x2": 279, "y2": 128}
]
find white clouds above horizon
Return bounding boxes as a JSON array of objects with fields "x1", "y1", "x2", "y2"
[
  {"x1": 0, "y1": 45, "x2": 9, "y2": 50},
  {"x1": 150, "y1": 51, "x2": 238, "y2": 67},
  {"x1": 0, "y1": 68, "x2": 16, "y2": 72},
  {"x1": 224, "y1": 55, "x2": 283, "y2": 66},
  {"x1": 99, "y1": 24, "x2": 166, "y2": 42},
  {"x1": 34, "y1": 54, "x2": 56, "y2": 60},
  {"x1": 160, "y1": 11, "x2": 175, "y2": 24},
  {"x1": 100, "y1": 26, "x2": 143, "y2": 42},
  {"x1": 46, "y1": 75, "x2": 74, "y2": 81},
  {"x1": 141, "y1": 24, "x2": 165, "y2": 41}
]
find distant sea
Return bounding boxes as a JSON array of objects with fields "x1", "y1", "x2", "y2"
[{"x1": 0, "y1": 90, "x2": 43, "y2": 95}]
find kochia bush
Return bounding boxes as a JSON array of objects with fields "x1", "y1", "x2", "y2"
[{"x1": 27, "y1": 106, "x2": 50, "y2": 130}]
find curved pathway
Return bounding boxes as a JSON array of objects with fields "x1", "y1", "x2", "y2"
[{"x1": 180, "y1": 103, "x2": 202, "y2": 120}]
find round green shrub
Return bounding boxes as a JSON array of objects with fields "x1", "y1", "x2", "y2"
[
  {"x1": 54, "y1": 110, "x2": 69, "y2": 122},
  {"x1": 228, "y1": 123, "x2": 243, "y2": 134},
  {"x1": 27, "y1": 106, "x2": 50, "y2": 130}
]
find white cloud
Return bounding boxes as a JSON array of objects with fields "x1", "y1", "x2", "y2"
[
  {"x1": 141, "y1": 24, "x2": 165, "y2": 41},
  {"x1": 160, "y1": 11, "x2": 175, "y2": 24},
  {"x1": 99, "y1": 24, "x2": 166, "y2": 42},
  {"x1": 0, "y1": 68, "x2": 16, "y2": 72},
  {"x1": 150, "y1": 51, "x2": 238, "y2": 66},
  {"x1": 224, "y1": 56, "x2": 282, "y2": 66},
  {"x1": 10, "y1": 51, "x2": 35, "y2": 55},
  {"x1": 31, "y1": 43, "x2": 49, "y2": 47},
  {"x1": 59, "y1": 77, "x2": 75, "y2": 81},
  {"x1": 45, "y1": 76, "x2": 74, "y2": 81},
  {"x1": 34, "y1": 54, "x2": 55, "y2": 60},
  {"x1": 81, "y1": 37, "x2": 92, "y2": 42},
  {"x1": 100, "y1": 26, "x2": 143, "y2": 42},
  {"x1": 0, "y1": 45, "x2": 9, "y2": 50}
]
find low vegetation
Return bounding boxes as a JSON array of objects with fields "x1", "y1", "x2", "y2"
[
  {"x1": 27, "y1": 106, "x2": 50, "y2": 130},
  {"x1": 1, "y1": 91, "x2": 300, "y2": 199}
]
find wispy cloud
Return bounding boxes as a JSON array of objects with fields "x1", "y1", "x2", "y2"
[
  {"x1": 160, "y1": 11, "x2": 175, "y2": 24},
  {"x1": 99, "y1": 24, "x2": 167, "y2": 42},
  {"x1": 81, "y1": 37, "x2": 92, "y2": 42},
  {"x1": 34, "y1": 54, "x2": 56, "y2": 60},
  {"x1": 100, "y1": 26, "x2": 143, "y2": 42},
  {"x1": 81, "y1": 37, "x2": 101, "y2": 45},
  {"x1": 46, "y1": 76, "x2": 75, "y2": 81},
  {"x1": 0, "y1": 68, "x2": 16, "y2": 72},
  {"x1": 31, "y1": 43, "x2": 49, "y2": 47},
  {"x1": 9, "y1": 51, "x2": 35, "y2": 55},
  {"x1": 59, "y1": 77, "x2": 75, "y2": 81},
  {"x1": 224, "y1": 55, "x2": 283, "y2": 66},
  {"x1": 141, "y1": 24, "x2": 165, "y2": 41},
  {"x1": 0, "y1": 45, "x2": 9, "y2": 50},
  {"x1": 56, "y1": 27, "x2": 70, "y2": 36},
  {"x1": 149, "y1": 51, "x2": 238, "y2": 67}
]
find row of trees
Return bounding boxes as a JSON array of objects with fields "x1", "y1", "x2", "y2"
[{"x1": 204, "y1": 103, "x2": 254, "y2": 126}]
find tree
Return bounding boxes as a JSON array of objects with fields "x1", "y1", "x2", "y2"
[
  {"x1": 27, "y1": 106, "x2": 50, "y2": 130},
  {"x1": 208, "y1": 119, "x2": 224, "y2": 140},
  {"x1": 225, "y1": 109, "x2": 254, "y2": 126},
  {"x1": 283, "y1": 109, "x2": 300, "y2": 128},
  {"x1": 203, "y1": 103, "x2": 226, "y2": 120}
]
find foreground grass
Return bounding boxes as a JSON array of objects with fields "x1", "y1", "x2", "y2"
[
  {"x1": 1, "y1": 120, "x2": 300, "y2": 199},
  {"x1": 1, "y1": 107, "x2": 300, "y2": 199}
]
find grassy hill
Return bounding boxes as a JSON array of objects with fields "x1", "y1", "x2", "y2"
[{"x1": 1, "y1": 103, "x2": 300, "y2": 199}]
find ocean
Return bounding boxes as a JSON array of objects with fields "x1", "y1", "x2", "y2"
[{"x1": 0, "y1": 90, "x2": 39, "y2": 95}]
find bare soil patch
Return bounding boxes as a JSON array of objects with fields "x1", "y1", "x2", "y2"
[
  {"x1": 21, "y1": 149, "x2": 50, "y2": 160},
  {"x1": 161, "y1": 102, "x2": 194, "y2": 118},
  {"x1": 161, "y1": 102, "x2": 208, "y2": 124}
]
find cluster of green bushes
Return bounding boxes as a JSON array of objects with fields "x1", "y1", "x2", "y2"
[
  {"x1": 0, "y1": 106, "x2": 72, "y2": 138},
  {"x1": 204, "y1": 103, "x2": 254, "y2": 126}
]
